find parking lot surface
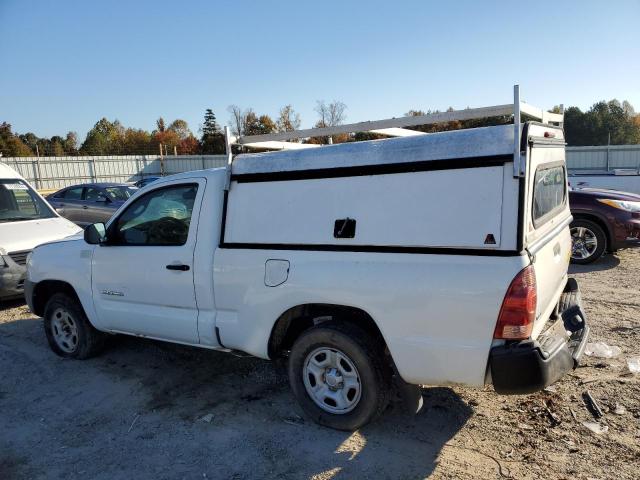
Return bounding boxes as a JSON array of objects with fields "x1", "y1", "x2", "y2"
[{"x1": 1, "y1": 251, "x2": 639, "y2": 480}]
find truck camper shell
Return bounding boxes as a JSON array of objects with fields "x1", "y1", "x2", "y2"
[{"x1": 221, "y1": 86, "x2": 566, "y2": 256}]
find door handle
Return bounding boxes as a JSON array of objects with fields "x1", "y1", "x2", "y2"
[
  {"x1": 166, "y1": 264, "x2": 190, "y2": 271},
  {"x1": 83, "y1": 205, "x2": 88, "y2": 209}
]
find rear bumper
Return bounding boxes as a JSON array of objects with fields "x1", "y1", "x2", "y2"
[{"x1": 490, "y1": 278, "x2": 589, "y2": 394}]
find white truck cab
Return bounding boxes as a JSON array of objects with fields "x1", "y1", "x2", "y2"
[
  {"x1": 25, "y1": 87, "x2": 589, "y2": 430},
  {"x1": 0, "y1": 163, "x2": 81, "y2": 300}
]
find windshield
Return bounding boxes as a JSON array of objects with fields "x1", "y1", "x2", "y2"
[
  {"x1": 0, "y1": 179, "x2": 57, "y2": 222},
  {"x1": 105, "y1": 186, "x2": 137, "y2": 201}
]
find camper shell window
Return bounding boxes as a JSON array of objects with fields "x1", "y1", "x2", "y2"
[{"x1": 532, "y1": 163, "x2": 566, "y2": 228}]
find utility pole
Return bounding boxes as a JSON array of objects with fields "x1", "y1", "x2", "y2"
[
  {"x1": 159, "y1": 143, "x2": 165, "y2": 176},
  {"x1": 35, "y1": 144, "x2": 42, "y2": 189}
]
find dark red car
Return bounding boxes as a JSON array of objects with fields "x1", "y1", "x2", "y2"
[{"x1": 569, "y1": 187, "x2": 640, "y2": 264}]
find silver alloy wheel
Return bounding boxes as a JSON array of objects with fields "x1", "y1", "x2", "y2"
[
  {"x1": 570, "y1": 226, "x2": 598, "y2": 260},
  {"x1": 303, "y1": 347, "x2": 362, "y2": 414},
  {"x1": 50, "y1": 307, "x2": 79, "y2": 353}
]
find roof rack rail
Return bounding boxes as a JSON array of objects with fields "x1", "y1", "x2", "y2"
[{"x1": 225, "y1": 85, "x2": 563, "y2": 179}]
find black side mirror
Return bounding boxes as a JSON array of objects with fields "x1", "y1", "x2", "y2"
[
  {"x1": 84, "y1": 223, "x2": 107, "y2": 244},
  {"x1": 97, "y1": 195, "x2": 110, "y2": 203}
]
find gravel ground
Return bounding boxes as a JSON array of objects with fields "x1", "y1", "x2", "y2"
[{"x1": 1, "y1": 250, "x2": 639, "y2": 480}]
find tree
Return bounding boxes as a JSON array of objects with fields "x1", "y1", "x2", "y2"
[
  {"x1": 168, "y1": 119, "x2": 191, "y2": 140},
  {"x1": 276, "y1": 105, "x2": 301, "y2": 133},
  {"x1": 309, "y1": 100, "x2": 348, "y2": 144},
  {"x1": 227, "y1": 105, "x2": 244, "y2": 137},
  {"x1": 315, "y1": 100, "x2": 346, "y2": 127},
  {"x1": 200, "y1": 109, "x2": 225, "y2": 154},
  {"x1": 0, "y1": 122, "x2": 33, "y2": 156},
  {"x1": 123, "y1": 128, "x2": 153, "y2": 154},
  {"x1": 49, "y1": 136, "x2": 66, "y2": 156},
  {"x1": 156, "y1": 117, "x2": 166, "y2": 132},
  {"x1": 564, "y1": 100, "x2": 640, "y2": 146},
  {"x1": 80, "y1": 118, "x2": 125, "y2": 154},
  {"x1": 179, "y1": 135, "x2": 200, "y2": 155},
  {"x1": 64, "y1": 131, "x2": 78, "y2": 155}
]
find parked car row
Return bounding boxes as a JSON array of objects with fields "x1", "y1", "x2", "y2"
[{"x1": 46, "y1": 183, "x2": 138, "y2": 227}]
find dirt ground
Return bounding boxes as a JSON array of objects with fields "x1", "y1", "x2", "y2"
[{"x1": 1, "y1": 251, "x2": 639, "y2": 480}]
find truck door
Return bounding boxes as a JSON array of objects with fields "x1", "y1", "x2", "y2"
[{"x1": 91, "y1": 180, "x2": 205, "y2": 344}]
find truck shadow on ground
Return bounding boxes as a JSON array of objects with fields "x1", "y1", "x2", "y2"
[
  {"x1": 102, "y1": 336, "x2": 475, "y2": 478},
  {"x1": 0, "y1": 299, "x2": 25, "y2": 312},
  {"x1": 569, "y1": 253, "x2": 620, "y2": 274},
  {"x1": 0, "y1": 317, "x2": 473, "y2": 479}
]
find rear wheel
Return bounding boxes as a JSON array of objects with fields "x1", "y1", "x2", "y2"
[
  {"x1": 570, "y1": 219, "x2": 606, "y2": 264},
  {"x1": 44, "y1": 293, "x2": 106, "y2": 359},
  {"x1": 288, "y1": 322, "x2": 390, "y2": 431}
]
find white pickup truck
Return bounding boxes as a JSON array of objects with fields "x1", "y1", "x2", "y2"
[{"x1": 26, "y1": 88, "x2": 589, "y2": 430}]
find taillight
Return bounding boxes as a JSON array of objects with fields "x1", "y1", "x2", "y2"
[{"x1": 494, "y1": 265, "x2": 537, "y2": 340}]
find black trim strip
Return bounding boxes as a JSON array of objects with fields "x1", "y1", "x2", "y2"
[
  {"x1": 516, "y1": 123, "x2": 529, "y2": 253},
  {"x1": 219, "y1": 189, "x2": 229, "y2": 246},
  {"x1": 231, "y1": 155, "x2": 512, "y2": 183},
  {"x1": 220, "y1": 242, "x2": 523, "y2": 257}
]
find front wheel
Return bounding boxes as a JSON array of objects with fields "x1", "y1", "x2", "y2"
[
  {"x1": 570, "y1": 219, "x2": 606, "y2": 264},
  {"x1": 288, "y1": 322, "x2": 390, "y2": 431},
  {"x1": 44, "y1": 293, "x2": 106, "y2": 359}
]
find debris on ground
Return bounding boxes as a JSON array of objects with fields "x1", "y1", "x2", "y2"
[
  {"x1": 582, "y1": 390, "x2": 604, "y2": 418},
  {"x1": 613, "y1": 403, "x2": 627, "y2": 415},
  {"x1": 585, "y1": 342, "x2": 622, "y2": 358},
  {"x1": 582, "y1": 421, "x2": 609, "y2": 435},
  {"x1": 626, "y1": 356, "x2": 640, "y2": 374}
]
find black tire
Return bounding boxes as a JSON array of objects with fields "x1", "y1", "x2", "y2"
[
  {"x1": 570, "y1": 219, "x2": 607, "y2": 265},
  {"x1": 43, "y1": 293, "x2": 106, "y2": 359},
  {"x1": 288, "y1": 322, "x2": 391, "y2": 431}
]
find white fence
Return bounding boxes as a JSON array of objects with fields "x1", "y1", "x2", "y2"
[
  {"x1": 566, "y1": 145, "x2": 640, "y2": 172},
  {"x1": 1, "y1": 155, "x2": 227, "y2": 190},
  {"x1": 3, "y1": 145, "x2": 639, "y2": 190}
]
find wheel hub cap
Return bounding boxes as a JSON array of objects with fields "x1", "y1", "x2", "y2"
[
  {"x1": 51, "y1": 307, "x2": 79, "y2": 353},
  {"x1": 302, "y1": 347, "x2": 361, "y2": 414},
  {"x1": 571, "y1": 226, "x2": 598, "y2": 260}
]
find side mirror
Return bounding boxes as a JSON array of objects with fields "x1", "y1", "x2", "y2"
[
  {"x1": 84, "y1": 223, "x2": 107, "y2": 245},
  {"x1": 97, "y1": 195, "x2": 110, "y2": 203}
]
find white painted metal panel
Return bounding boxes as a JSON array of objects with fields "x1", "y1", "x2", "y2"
[
  {"x1": 225, "y1": 166, "x2": 504, "y2": 248},
  {"x1": 569, "y1": 174, "x2": 640, "y2": 194}
]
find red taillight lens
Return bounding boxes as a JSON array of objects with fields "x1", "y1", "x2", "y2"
[{"x1": 494, "y1": 265, "x2": 537, "y2": 340}]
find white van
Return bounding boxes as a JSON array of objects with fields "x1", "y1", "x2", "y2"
[{"x1": 0, "y1": 163, "x2": 81, "y2": 300}]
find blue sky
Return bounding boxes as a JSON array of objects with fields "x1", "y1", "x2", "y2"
[{"x1": 1, "y1": 0, "x2": 639, "y2": 141}]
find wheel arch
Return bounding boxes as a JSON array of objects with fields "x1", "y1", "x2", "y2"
[
  {"x1": 267, "y1": 303, "x2": 389, "y2": 360},
  {"x1": 32, "y1": 280, "x2": 82, "y2": 317}
]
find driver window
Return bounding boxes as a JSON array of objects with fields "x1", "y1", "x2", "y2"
[
  {"x1": 84, "y1": 187, "x2": 102, "y2": 201},
  {"x1": 113, "y1": 184, "x2": 198, "y2": 246}
]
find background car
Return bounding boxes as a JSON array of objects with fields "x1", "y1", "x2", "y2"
[
  {"x1": 569, "y1": 187, "x2": 640, "y2": 264},
  {"x1": 133, "y1": 176, "x2": 161, "y2": 188},
  {"x1": 47, "y1": 183, "x2": 138, "y2": 227}
]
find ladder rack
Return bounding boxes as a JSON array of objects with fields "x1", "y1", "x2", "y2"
[{"x1": 226, "y1": 85, "x2": 564, "y2": 179}]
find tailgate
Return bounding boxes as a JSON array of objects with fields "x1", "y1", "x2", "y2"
[{"x1": 523, "y1": 125, "x2": 573, "y2": 336}]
